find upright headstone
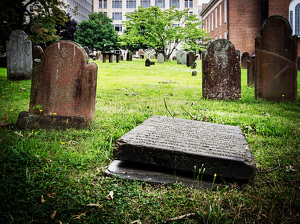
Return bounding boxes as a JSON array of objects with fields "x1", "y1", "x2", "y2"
[
  {"x1": 176, "y1": 50, "x2": 183, "y2": 64},
  {"x1": 202, "y1": 39, "x2": 241, "y2": 100},
  {"x1": 255, "y1": 16, "x2": 298, "y2": 102},
  {"x1": 126, "y1": 51, "x2": 133, "y2": 61},
  {"x1": 7, "y1": 30, "x2": 32, "y2": 80},
  {"x1": 150, "y1": 55, "x2": 156, "y2": 60},
  {"x1": 145, "y1": 59, "x2": 151, "y2": 67},
  {"x1": 29, "y1": 41, "x2": 98, "y2": 121},
  {"x1": 109, "y1": 54, "x2": 114, "y2": 63},
  {"x1": 247, "y1": 56, "x2": 255, "y2": 86},
  {"x1": 172, "y1": 56, "x2": 176, "y2": 61},
  {"x1": 157, "y1": 53, "x2": 164, "y2": 64},
  {"x1": 39, "y1": 42, "x2": 47, "y2": 51},
  {"x1": 191, "y1": 61, "x2": 197, "y2": 69},
  {"x1": 83, "y1": 46, "x2": 90, "y2": 57},
  {"x1": 182, "y1": 51, "x2": 187, "y2": 65},
  {"x1": 241, "y1": 52, "x2": 250, "y2": 69},
  {"x1": 32, "y1": 46, "x2": 43, "y2": 60},
  {"x1": 187, "y1": 51, "x2": 195, "y2": 67}
]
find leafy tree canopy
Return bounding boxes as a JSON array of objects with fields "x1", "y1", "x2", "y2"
[
  {"x1": 0, "y1": 0, "x2": 68, "y2": 51},
  {"x1": 120, "y1": 6, "x2": 208, "y2": 60},
  {"x1": 56, "y1": 13, "x2": 78, "y2": 42},
  {"x1": 74, "y1": 12, "x2": 120, "y2": 52}
]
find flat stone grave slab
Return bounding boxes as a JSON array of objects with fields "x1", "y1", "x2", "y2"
[{"x1": 113, "y1": 116, "x2": 256, "y2": 182}]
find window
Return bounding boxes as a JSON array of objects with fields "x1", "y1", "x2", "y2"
[
  {"x1": 224, "y1": 31, "x2": 227, "y2": 39},
  {"x1": 211, "y1": 12, "x2": 213, "y2": 31},
  {"x1": 296, "y1": 4, "x2": 300, "y2": 36},
  {"x1": 112, "y1": 0, "x2": 122, "y2": 8},
  {"x1": 170, "y1": 0, "x2": 179, "y2": 8},
  {"x1": 114, "y1": 24, "x2": 122, "y2": 32},
  {"x1": 113, "y1": 12, "x2": 122, "y2": 20},
  {"x1": 290, "y1": 11, "x2": 293, "y2": 28},
  {"x1": 185, "y1": 0, "x2": 193, "y2": 8},
  {"x1": 208, "y1": 15, "x2": 210, "y2": 33},
  {"x1": 224, "y1": 0, "x2": 227, "y2": 23},
  {"x1": 155, "y1": 0, "x2": 165, "y2": 8},
  {"x1": 220, "y1": 5, "x2": 222, "y2": 26},
  {"x1": 141, "y1": 0, "x2": 150, "y2": 7},
  {"x1": 215, "y1": 8, "x2": 217, "y2": 28},
  {"x1": 127, "y1": 0, "x2": 136, "y2": 8},
  {"x1": 29, "y1": 5, "x2": 34, "y2": 12},
  {"x1": 99, "y1": 1, "x2": 102, "y2": 8},
  {"x1": 103, "y1": 0, "x2": 107, "y2": 8}
]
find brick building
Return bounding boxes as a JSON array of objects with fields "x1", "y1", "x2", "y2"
[{"x1": 200, "y1": 0, "x2": 300, "y2": 55}]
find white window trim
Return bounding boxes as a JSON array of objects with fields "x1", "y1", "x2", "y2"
[
  {"x1": 224, "y1": 0, "x2": 227, "y2": 23},
  {"x1": 220, "y1": 4, "x2": 222, "y2": 26}
]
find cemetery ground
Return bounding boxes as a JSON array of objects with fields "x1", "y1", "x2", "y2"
[{"x1": 0, "y1": 59, "x2": 299, "y2": 223}]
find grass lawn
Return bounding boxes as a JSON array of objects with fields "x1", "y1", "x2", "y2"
[{"x1": 0, "y1": 59, "x2": 299, "y2": 223}]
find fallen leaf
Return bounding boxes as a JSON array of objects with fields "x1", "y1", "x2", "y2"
[
  {"x1": 131, "y1": 219, "x2": 142, "y2": 224},
  {"x1": 14, "y1": 131, "x2": 24, "y2": 137},
  {"x1": 50, "y1": 210, "x2": 57, "y2": 219},
  {"x1": 47, "y1": 193, "x2": 56, "y2": 198},
  {"x1": 105, "y1": 191, "x2": 113, "y2": 200},
  {"x1": 87, "y1": 201, "x2": 100, "y2": 207},
  {"x1": 74, "y1": 212, "x2": 86, "y2": 220},
  {"x1": 41, "y1": 195, "x2": 45, "y2": 203}
]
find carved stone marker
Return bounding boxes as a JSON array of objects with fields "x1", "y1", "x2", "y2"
[
  {"x1": 255, "y1": 16, "x2": 298, "y2": 102},
  {"x1": 7, "y1": 30, "x2": 32, "y2": 80},
  {"x1": 26, "y1": 41, "x2": 97, "y2": 126},
  {"x1": 145, "y1": 59, "x2": 150, "y2": 67},
  {"x1": 32, "y1": 45, "x2": 43, "y2": 60},
  {"x1": 126, "y1": 51, "x2": 133, "y2": 61},
  {"x1": 113, "y1": 116, "x2": 256, "y2": 182},
  {"x1": 176, "y1": 50, "x2": 187, "y2": 65},
  {"x1": 187, "y1": 51, "x2": 195, "y2": 67},
  {"x1": 241, "y1": 52, "x2": 250, "y2": 69},
  {"x1": 191, "y1": 61, "x2": 197, "y2": 69},
  {"x1": 83, "y1": 46, "x2": 89, "y2": 56},
  {"x1": 247, "y1": 56, "x2": 255, "y2": 86},
  {"x1": 157, "y1": 53, "x2": 164, "y2": 64},
  {"x1": 202, "y1": 39, "x2": 241, "y2": 100}
]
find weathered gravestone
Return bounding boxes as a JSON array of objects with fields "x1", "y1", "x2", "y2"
[
  {"x1": 187, "y1": 51, "x2": 195, "y2": 67},
  {"x1": 32, "y1": 46, "x2": 43, "y2": 60},
  {"x1": 247, "y1": 56, "x2": 255, "y2": 86},
  {"x1": 150, "y1": 55, "x2": 156, "y2": 60},
  {"x1": 7, "y1": 30, "x2": 32, "y2": 80},
  {"x1": 255, "y1": 16, "x2": 298, "y2": 102},
  {"x1": 145, "y1": 59, "x2": 151, "y2": 67},
  {"x1": 241, "y1": 52, "x2": 250, "y2": 69},
  {"x1": 109, "y1": 116, "x2": 256, "y2": 184},
  {"x1": 191, "y1": 61, "x2": 197, "y2": 69},
  {"x1": 83, "y1": 46, "x2": 90, "y2": 56},
  {"x1": 176, "y1": 50, "x2": 187, "y2": 65},
  {"x1": 157, "y1": 53, "x2": 164, "y2": 64},
  {"x1": 39, "y1": 42, "x2": 47, "y2": 51},
  {"x1": 16, "y1": 41, "x2": 98, "y2": 129},
  {"x1": 202, "y1": 39, "x2": 241, "y2": 100},
  {"x1": 172, "y1": 56, "x2": 176, "y2": 61},
  {"x1": 126, "y1": 51, "x2": 133, "y2": 61},
  {"x1": 192, "y1": 71, "x2": 197, "y2": 76}
]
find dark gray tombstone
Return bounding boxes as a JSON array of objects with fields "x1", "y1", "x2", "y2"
[
  {"x1": 112, "y1": 116, "x2": 257, "y2": 182},
  {"x1": 202, "y1": 39, "x2": 241, "y2": 100},
  {"x1": 109, "y1": 54, "x2": 113, "y2": 63},
  {"x1": 157, "y1": 53, "x2": 164, "y2": 64},
  {"x1": 7, "y1": 30, "x2": 32, "y2": 80},
  {"x1": 32, "y1": 46, "x2": 43, "y2": 60},
  {"x1": 145, "y1": 59, "x2": 151, "y2": 67},
  {"x1": 247, "y1": 57, "x2": 255, "y2": 86},
  {"x1": 192, "y1": 71, "x2": 197, "y2": 76},
  {"x1": 241, "y1": 52, "x2": 250, "y2": 69},
  {"x1": 191, "y1": 61, "x2": 197, "y2": 69},
  {"x1": 126, "y1": 51, "x2": 133, "y2": 61},
  {"x1": 255, "y1": 16, "x2": 298, "y2": 102},
  {"x1": 187, "y1": 51, "x2": 195, "y2": 67}
]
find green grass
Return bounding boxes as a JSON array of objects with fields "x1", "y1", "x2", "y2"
[{"x1": 0, "y1": 59, "x2": 299, "y2": 223}]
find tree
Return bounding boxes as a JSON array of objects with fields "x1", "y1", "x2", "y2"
[
  {"x1": 0, "y1": 0, "x2": 67, "y2": 51},
  {"x1": 74, "y1": 12, "x2": 120, "y2": 52},
  {"x1": 120, "y1": 6, "x2": 207, "y2": 60},
  {"x1": 56, "y1": 13, "x2": 78, "y2": 42}
]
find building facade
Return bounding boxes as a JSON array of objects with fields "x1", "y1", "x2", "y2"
[
  {"x1": 62, "y1": 0, "x2": 94, "y2": 23},
  {"x1": 93, "y1": 0, "x2": 198, "y2": 34},
  {"x1": 200, "y1": 0, "x2": 300, "y2": 56}
]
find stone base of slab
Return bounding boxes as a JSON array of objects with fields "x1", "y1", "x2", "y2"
[
  {"x1": 16, "y1": 111, "x2": 87, "y2": 130},
  {"x1": 105, "y1": 160, "x2": 235, "y2": 189}
]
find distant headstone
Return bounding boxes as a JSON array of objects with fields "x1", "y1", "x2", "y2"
[
  {"x1": 182, "y1": 51, "x2": 187, "y2": 65},
  {"x1": 247, "y1": 57, "x2": 255, "y2": 86},
  {"x1": 32, "y1": 46, "x2": 43, "y2": 60},
  {"x1": 187, "y1": 51, "x2": 195, "y2": 67},
  {"x1": 150, "y1": 55, "x2": 156, "y2": 60},
  {"x1": 202, "y1": 39, "x2": 241, "y2": 100},
  {"x1": 195, "y1": 54, "x2": 200, "y2": 60},
  {"x1": 96, "y1": 51, "x2": 101, "y2": 60},
  {"x1": 150, "y1": 61, "x2": 155, "y2": 65},
  {"x1": 176, "y1": 50, "x2": 184, "y2": 64},
  {"x1": 39, "y1": 42, "x2": 47, "y2": 50},
  {"x1": 255, "y1": 15, "x2": 298, "y2": 102},
  {"x1": 109, "y1": 54, "x2": 113, "y2": 63},
  {"x1": 145, "y1": 59, "x2": 151, "y2": 67},
  {"x1": 28, "y1": 41, "x2": 97, "y2": 123},
  {"x1": 120, "y1": 55, "x2": 124, "y2": 61},
  {"x1": 83, "y1": 46, "x2": 89, "y2": 56},
  {"x1": 126, "y1": 51, "x2": 133, "y2": 61},
  {"x1": 241, "y1": 52, "x2": 250, "y2": 69},
  {"x1": 192, "y1": 71, "x2": 197, "y2": 76},
  {"x1": 113, "y1": 116, "x2": 257, "y2": 182},
  {"x1": 191, "y1": 61, "x2": 197, "y2": 69},
  {"x1": 7, "y1": 30, "x2": 32, "y2": 80},
  {"x1": 157, "y1": 53, "x2": 164, "y2": 64}
]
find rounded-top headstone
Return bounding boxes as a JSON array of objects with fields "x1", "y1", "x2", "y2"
[{"x1": 7, "y1": 30, "x2": 32, "y2": 80}]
